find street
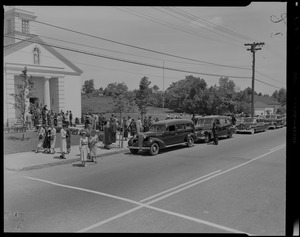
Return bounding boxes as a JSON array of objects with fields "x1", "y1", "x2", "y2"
[{"x1": 4, "y1": 127, "x2": 286, "y2": 234}]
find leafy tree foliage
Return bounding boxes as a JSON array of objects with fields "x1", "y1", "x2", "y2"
[
  {"x1": 272, "y1": 88, "x2": 286, "y2": 105},
  {"x1": 82, "y1": 79, "x2": 95, "y2": 94},
  {"x1": 9, "y1": 67, "x2": 34, "y2": 140},
  {"x1": 104, "y1": 82, "x2": 128, "y2": 96},
  {"x1": 135, "y1": 77, "x2": 152, "y2": 120}
]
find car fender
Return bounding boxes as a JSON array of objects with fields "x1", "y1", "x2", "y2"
[
  {"x1": 184, "y1": 133, "x2": 197, "y2": 142},
  {"x1": 148, "y1": 137, "x2": 166, "y2": 149}
]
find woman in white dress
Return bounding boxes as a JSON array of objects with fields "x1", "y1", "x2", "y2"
[
  {"x1": 36, "y1": 125, "x2": 45, "y2": 153},
  {"x1": 60, "y1": 124, "x2": 67, "y2": 159},
  {"x1": 79, "y1": 131, "x2": 89, "y2": 167},
  {"x1": 50, "y1": 124, "x2": 57, "y2": 154},
  {"x1": 89, "y1": 130, "x2": 99, "y2": 163}
]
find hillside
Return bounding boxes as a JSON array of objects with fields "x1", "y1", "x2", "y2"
[{"x1": 81, "y1": 94, "x2": 189, "y2": 120}]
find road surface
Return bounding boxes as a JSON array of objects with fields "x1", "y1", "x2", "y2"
[{"x1": 4, "y1": 127, "x2": 286, "y2": 234}]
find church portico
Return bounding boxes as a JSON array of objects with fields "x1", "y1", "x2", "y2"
[{"x1": 4, "y1": 6, "x2": 82, "y2": 127}]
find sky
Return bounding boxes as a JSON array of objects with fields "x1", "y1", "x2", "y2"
[{"x1": 6, "y1": 3, "x2": 286, "y2": 95}]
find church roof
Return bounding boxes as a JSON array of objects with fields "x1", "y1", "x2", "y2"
[
  {"x1": 254, "y1": 101, "x2": 269, "y2": 108},
  {"x1": 4, "y1": 35, "x2": 83, "y2": 75}
]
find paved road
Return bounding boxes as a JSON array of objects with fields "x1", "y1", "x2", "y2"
[{"x1": 4, "y1": 127, "x2": 286, "y2": 234}]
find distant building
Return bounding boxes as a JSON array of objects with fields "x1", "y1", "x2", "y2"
[
  {"x1": 254, "y1": 95, "x2": 281, "y2": 116},
  {"x1": 3, "y1": 7, "x2": 83, "y2": 127}
]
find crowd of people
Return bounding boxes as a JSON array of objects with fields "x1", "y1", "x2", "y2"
[
  {"x1": 32, "y1": 108, "x2": 190, "y2": 166},
  {"x1": 26, "y1": 105, "x2": 78, "y2": 131}
]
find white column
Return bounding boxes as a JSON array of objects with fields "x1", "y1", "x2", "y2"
[{"x1": 44, "y1": 77, "x2": 51, "y2": 110}]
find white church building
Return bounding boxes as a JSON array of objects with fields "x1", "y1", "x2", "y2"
[{"x1": 3, "y1": 7, "x2": 83, "y2": 127}]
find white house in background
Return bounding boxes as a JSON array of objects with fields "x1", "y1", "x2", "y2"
[{"x1": 3, "y1": 7, "x2": 83, "y2": 127}]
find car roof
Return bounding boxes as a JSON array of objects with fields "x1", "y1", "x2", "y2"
[
  {"x1": 194, "y1": 115, "x2": 231, "y2": 119},
  {"x1": 153, "y1": 119, "x2": 193, "y2": 126}
]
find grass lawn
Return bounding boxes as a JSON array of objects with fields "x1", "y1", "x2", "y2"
[{"x1": 4, "y1": 130, "x2": 81, "y2": 155}]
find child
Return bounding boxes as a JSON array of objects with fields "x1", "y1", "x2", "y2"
[
  {"x1": 79, "y1": 131, "x2": 89, "y2": 167},
  {"x1": 89, "y1": 130, "x2": 99, "y2": 163}
]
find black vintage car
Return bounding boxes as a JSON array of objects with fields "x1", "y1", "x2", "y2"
[
  {"x1": 236, "y1": 117, "x2": 267, "y2": 134},
  {"x1": 265, "y1": 114, "x2": 284, "y2": 129},
  {"x1": 194, "y1": 115, "x2": 235, "y2": 143},
  {"x1": 127, "y1": 119, "x2": 196, "y2": 155}
]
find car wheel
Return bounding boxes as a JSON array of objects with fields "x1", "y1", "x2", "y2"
[
  {"x1": 149, "y1": 143, "x2": 159, "y2": 156},
  {"x1": 204, "y1": 133, "x2": 211, "y2": 143},
  {"x1": 187, "y1": 136, "x2": 195, "y2": 147},
  {"x1": 227, "y1": 131, "x2": 232, "y2": 138},
  {"x1": 130, "y1": 149, "x2": 139, "y2": 154}
]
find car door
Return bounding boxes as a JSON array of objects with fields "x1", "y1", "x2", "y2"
[
  {"x1": 218, "y1": 118, "x2": 227, "y2": 136},
  {"x1": 176, "y1": 123, "x2": 187, "y2": 143},
  {"x1": 163, "y1": 124, "x2": 177, "y2": 145}
]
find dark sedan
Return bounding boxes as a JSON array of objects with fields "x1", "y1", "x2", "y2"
[
  {"x1": 236, "y1": 117, "x2": 267, "y2": 134},
  {"x1": 127, "y1": 119, "x2": 196, "y2": 156}
]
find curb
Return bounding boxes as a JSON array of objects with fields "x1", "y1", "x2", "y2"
[{"x1": 5, "y1": 148, "x2": 129, "y2": 172}]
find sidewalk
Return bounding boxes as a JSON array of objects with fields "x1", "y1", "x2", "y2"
[{"x1": 4, "y1": 138, "x2": 129, "y2": 171}]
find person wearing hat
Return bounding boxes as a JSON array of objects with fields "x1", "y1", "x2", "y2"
[
  {"x1": 79, "y1": 131, "x2": 89, "y2": 166},
  {"x1": 88, "y1": 130, "x2": 99, "y2": 163},
  {"x1": 36, "y1": 124, "x2": 45, "y2": 153},
  {"x1": 60, "y1": 124, "x2": 67, "y2": 159}
]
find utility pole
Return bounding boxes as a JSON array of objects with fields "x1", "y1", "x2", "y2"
[{"x1": 244, "y1": 42, "x2": 264, "y2": 118}]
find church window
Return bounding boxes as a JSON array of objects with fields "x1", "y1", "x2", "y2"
[{"x1": 22, "y1": 19, "x2": 30, "y2": 34}]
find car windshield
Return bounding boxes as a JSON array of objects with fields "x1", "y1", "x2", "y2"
[
  {"x1": 196, "y1": 118, "x2": 213, "y2": 126},
  {"x1": 243, "y1": 118, "x2": 255, "y2": 123},
  {"x1": 149, "y1": 124, "x2": 166, "y2": 132}
]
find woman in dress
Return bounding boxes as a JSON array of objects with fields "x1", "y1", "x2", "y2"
[
  {"x1": 66, "y1": 126, "x2": 71, "y2": 154},
  {"x1": 60, "y1": 124, "x2": 67, "y2": 159},
  {"x1": 89, "y1": 130, "x2": 99, "y2": 163},
  {"x1": 43, "y1": 125, "x2": 51, "y2": 153},
  {"x1": 103, "y1": 120, "x2": 112, "y2": 149},
  {"x1": 50, "y1": 124, "x2": 57, "y2": 154},
  {"x1": 79, "y1": 131, "x2": 89, "y2": 167},
  {"x1": 36, "y1": 125, "x2": 45, "y2": 153}
]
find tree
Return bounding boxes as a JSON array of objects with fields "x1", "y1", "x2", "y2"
[
  {"x1": 165, "y1": 75, "x2": 207, "y2": 113},
  {"x1": 135, "y1": 77, "x2": 152, "y2": 122},
  {"x1": 82, "y1": 79, "x2": 95, "y2": 94},
  {"x1": 9, "y1": 67, "x2": 34, "y2": 140},
  {"x1": 104, "y1": 82, "x2": 128, "y2": 96},
  {"x1": 111, "y1": 85, "x2": 133, "y2": 147}
]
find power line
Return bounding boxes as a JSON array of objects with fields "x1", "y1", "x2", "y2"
[
  {"x1": 33, "y1": 34, "x2": 251, "y2": 71},
  {"x1": 118, "y1": 7, "x2": 242, "y2": 48},
  {"x1": 32, "y1": 19, "x2": 251, "y2": 70},
  {"x1": 6, "y1": 37, "x2": 282, "y2": 90},
  {"x1": 168, "y1": 7, "x2": 255, "y2": 42},
  {"x1": 4, "y1": 35, "x2": 252, "y2": 79}
]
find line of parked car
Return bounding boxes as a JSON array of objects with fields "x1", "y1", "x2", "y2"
[{"x1": 127, "y1": 114, "x2": 286, "y2": 156}]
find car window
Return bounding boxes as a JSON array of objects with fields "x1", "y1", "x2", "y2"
[
  {"x1": 168, "y1": 125, "x2": 176, "y2": 132},
  {"x1": 176, "y1": 124, "x2": 185, "y2": 131},
  {"x1": 219, "y1": 118, "x2": 226, "y2": 124},
  {"x1": 185, "y1": 123, "x2": 194, "y2": 130},
  {"x1": 149, "y1": 124, "x2": 166, "y2": 132}
]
